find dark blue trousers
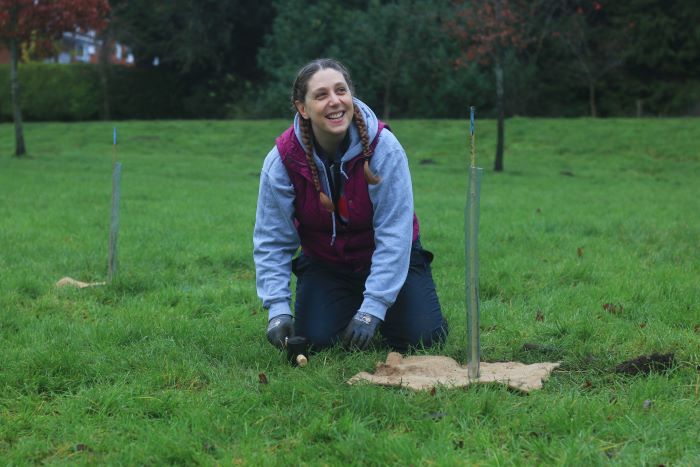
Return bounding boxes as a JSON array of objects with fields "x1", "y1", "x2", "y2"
[{"x1": 292, "y1": 241, "x2": 448, "y2": 352}]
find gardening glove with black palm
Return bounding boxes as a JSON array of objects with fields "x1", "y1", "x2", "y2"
[
  {"x1": 341, "y1": 312, "x2": 381, "y2": 350},
  {"x1": 266, "y1": 314, "x2": 294, "y2": 349}
]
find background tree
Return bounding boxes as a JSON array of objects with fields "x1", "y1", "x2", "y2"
[
  {"x1": 257, "y1": 0, "x2": 482, "y2": 119},
  {"x1": 2, "y1": 0, "x2": 699, "y2": 121},
  {"x1": 345, "y1": 0, "x2": 435, "y2": 120},
  {"x1": 552, "y1": 0, "x2": 631, "y2": 117},
  {"x1": 256, "y1": 0, "x2": 353, "y2": 116},
  {"x1": 109, "y1": 0, "x2": 273, "y2": 117},
  {"x1": 96, "y1": 0, "x2": 120, "y2": 120},
  {"x1": 612, "y1": 0, "x2": 700, "y2": 116},
  {"x1": 447, "y1": 0, "x2": 536, "y2": 172},
  {"x1": 0, "y1": 0, "x2": 110, "y2": 157}
]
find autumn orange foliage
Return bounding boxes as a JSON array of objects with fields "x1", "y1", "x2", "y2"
[
  {"x1": 447, "y1": 0, "x2": 531, "y2": 67},
  {"x1": 0, "y1": 0, "x2": 110, "y2": 50}
]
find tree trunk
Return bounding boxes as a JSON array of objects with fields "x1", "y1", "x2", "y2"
[
  {"x1": 493, "y1": 57, "x2": 505, "y2": 172},
  {"x1": 98, "y1": 24, "x2": 112, "y2": 120},
  {"x1": 10, "y1": 37, "x2": 27, "y2": 157},
  {"x1": 588, "y1": 80, "x2": 597, "y2": 118}
]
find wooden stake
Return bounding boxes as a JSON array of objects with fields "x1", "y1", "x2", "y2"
[{"x1": 108, "y1": 128, "x2": 121, "y2": 282}]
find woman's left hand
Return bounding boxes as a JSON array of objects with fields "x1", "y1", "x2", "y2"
[{"x1": 341, "y1": 312, "x2": 381, "y2": 350}]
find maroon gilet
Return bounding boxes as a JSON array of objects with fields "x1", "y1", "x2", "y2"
[{"x1": 276, "y1": 123, "x2": 419, "y2": 270}]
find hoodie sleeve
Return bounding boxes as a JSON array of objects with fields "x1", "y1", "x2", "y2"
[
  {"x1": 253, "y1": 148, "x2": 300, "y2": 320},
  {"x1": 359, "y1": 131, "x2": 415, "y2": 321}
]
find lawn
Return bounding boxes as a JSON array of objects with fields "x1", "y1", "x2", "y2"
[{"x1": 0, "y1": 117, "x2": 698, "y2": 465}]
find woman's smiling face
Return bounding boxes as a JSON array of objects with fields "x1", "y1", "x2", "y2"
[{"x1": 294, "y1": 68, "x2": 354, "y2": 150}]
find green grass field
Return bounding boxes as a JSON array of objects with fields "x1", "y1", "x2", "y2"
[{"x1": 1, "y1": 117, "x2": 699, "y2": 465}]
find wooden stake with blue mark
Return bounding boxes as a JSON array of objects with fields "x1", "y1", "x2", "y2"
[{"x1": 108, "y1": 127, "x2": 121, "y2": 283}]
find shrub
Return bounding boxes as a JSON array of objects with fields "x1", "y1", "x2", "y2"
[
  {"x1": 0, "y1": 63, "x2": 101, "y2": 121},
  {"x1": 0, "y1": 63, "x2": 193, "y2": 121}
]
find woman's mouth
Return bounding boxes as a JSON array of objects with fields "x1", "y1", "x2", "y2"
[{"x1": 326, "y1": 111, "x2": 345, "y2": 121}]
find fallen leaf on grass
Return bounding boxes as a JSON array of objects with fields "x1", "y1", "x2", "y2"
[
  {"x1": 535, "y1": 310, "x2": 544, "y2": 322},
  {"x1": 577, "y1": 247, "x2": 584, "y2": 257},
  {"x1": 603, "y1": 303, "x2": 624, "y2": 314},
  {"x1": 258, "y1": 373, "x2": 268, "y2": 384}
]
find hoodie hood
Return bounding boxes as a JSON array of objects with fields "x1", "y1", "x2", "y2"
[{"x1": 293, "y1": 97, "x2": 379, "y2": 163}]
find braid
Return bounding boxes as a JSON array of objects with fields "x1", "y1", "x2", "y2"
[
  {"x1": 353, "y1": 106, "x2": 381, "y2": 185},
  {"x1": 300, "y1": 118, "x2": 334, "y2": 212},
  {"x1": 299, "y1": 118, "x2": 320, "y2": 191}
]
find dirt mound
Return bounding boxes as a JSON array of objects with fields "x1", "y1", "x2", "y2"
[{"x1": 349, "y1": 352, "x2": 560, "y2": 392}]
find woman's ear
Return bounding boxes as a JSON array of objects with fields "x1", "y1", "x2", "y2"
[{"x1": 294, "y1": 100, "x2": 308, "y2": 120}]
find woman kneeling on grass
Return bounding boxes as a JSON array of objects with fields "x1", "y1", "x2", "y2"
[{"x1": 253, "y1": 58, "x2": 448, "y2": 352}]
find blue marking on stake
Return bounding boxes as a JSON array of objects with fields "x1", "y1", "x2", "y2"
[
  {"x1": 470, "y1": 106, "x2": 475, "y2": 136},
  {"x1": 113, "y1": 127, "x2": 117, "y2": 146}
]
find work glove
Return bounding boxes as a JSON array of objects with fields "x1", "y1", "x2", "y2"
[
  {"x1": 266, "y1": 314, "x2": 294, "y2": 349},
  {"x1": 341, "y1": 312, "x2": 381, "y2": 350}
]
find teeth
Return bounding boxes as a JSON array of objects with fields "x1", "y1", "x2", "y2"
[{"x1": 327, "y1": 112, "x2": 343, "y2": 119}]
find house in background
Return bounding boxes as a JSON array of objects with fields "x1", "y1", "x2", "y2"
[
  {"x1": 54, "y1": 29, "x2": 134, "y2": 65},
  {"x1": 0, "y1": 29, "x2": 134, "y2": 66}
]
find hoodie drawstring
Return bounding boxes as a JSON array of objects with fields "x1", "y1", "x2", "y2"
[{"x1": 330, "y1": 212, "x2": 337, "y2": 246}]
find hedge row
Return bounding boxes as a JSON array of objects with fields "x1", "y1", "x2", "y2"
[
  {"x1": 0, "y1": 63, "x2": 190, "y2": 121},
  {"x1": 3, "y1": 63, "x2": 699, "y2": 121}
]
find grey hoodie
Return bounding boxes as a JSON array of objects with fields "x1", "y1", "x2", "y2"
[{"x1": 253, "y1": 98, "x2": 415, "y2": 322}]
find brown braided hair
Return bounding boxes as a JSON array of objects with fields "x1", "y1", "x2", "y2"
[
  {"x1": 291, "y1": 58, "x2": 380, "y2": 212},
  {"x1": 353, "y1": 105, "x2": 381, "y2": 185},
  {"x1": 298, "y1": 116, "x2": 335, "y2": 212}
]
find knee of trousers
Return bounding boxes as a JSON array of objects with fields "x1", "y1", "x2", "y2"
[
  {"x1": 415, "y1": 322, "x2": 449, "y2": 348},
  {"x1": 387, "y1": 319, "x2": 449, "y2": 351}
]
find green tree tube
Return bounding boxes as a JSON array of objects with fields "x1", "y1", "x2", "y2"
[{"x1": 466, "y1": 166, "x2": 482, "y2": 379}]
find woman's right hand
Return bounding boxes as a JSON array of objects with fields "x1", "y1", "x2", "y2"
[{"x1": 266, "y1": 314, "x2": 294, "y2": 349}]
